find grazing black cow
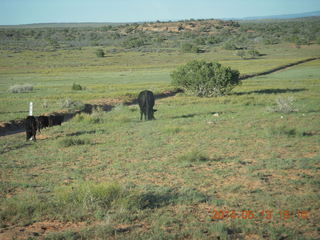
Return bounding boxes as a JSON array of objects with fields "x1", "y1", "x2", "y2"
[
  {"x1": 138, "y1": 90, "x2": 157, "y2": 120},
  {"x1": 36, "y1": 115, "x2": 49, "y2": 133},
  {"x1": 48, "y1": 115, "x2": 64, "y2": 127},
  {"x1": 25, "y1": 116, "x2": 37, "y2": 141}
]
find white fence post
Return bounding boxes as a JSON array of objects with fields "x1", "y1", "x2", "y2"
[{"x1": 29, "y1": 102, "x2": 33, "y2": 116}]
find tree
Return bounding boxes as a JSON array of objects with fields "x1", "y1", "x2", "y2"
[{"x1": 171, "y1": 60, "x2": 240, "y2": 97}]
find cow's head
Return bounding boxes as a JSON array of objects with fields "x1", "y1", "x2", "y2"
[{"x1": 148, "y1": 109, "x2": 157, "y2": 120}]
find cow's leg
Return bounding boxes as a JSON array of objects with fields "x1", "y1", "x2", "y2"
[
  {"x1": 140, "y1": 111, "x2": 143, "y2": 120},
  {"x1": 26, "y1": 131, "x2": 30, "y2": 141}
]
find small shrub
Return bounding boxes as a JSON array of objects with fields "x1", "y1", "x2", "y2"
[
  {"x1": 72, "y1": 108, "x2": 105, "y2": 124},
  {"x1": 90, "y1": 107, "x2": 105, "y2": 123},
  {"x1": 178, "y1": 150, "x2": 210, "y2": 163},
  {"x1": 171, "y1": 60, "x2": 240, "y2": 97},
  {"x1": 248, "y1": 49, "x2": 261, "y2": 58},
  {"x1": 60, "y1": 98, "x2": 84, "y2": 111},
  {"x1": 8, "y1": 84, "x2": 33, "y2": 93},
  {"x1": 267, "y1": 96, "x2": 298, "y2": 113},
  {"x1": 236, "y1": 49, "x2": 261, "y2": 59},
  {"x1": 72, "y1": 113, "x2": 91, "y2": 122},
  {"x1": 95, "y1": 49, "x2": 105, "y2": 57},
  {"x1": 55, "y1": 182, "x2": 123, "y2": 210},
  {"x1": 72, "y1": 83, "x2": 83, "y2": 91}
]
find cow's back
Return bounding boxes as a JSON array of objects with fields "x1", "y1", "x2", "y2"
[
  {"x1": 138, "y1": 90, "x2": 154, "y2": 109},
  {"x1": 138, "y1": 90, "x2": 155, "y2": 120}
]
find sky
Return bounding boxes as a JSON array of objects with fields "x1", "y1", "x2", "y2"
[{"x1": 1, "y1": 0, "x2": 320, "y2": 25}]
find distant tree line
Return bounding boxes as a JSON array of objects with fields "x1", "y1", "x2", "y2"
[{"x1": 0, "y1": 17, "x2": 319, "y2": 52}]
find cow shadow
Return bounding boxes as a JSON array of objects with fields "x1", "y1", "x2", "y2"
[
  {"x1": 66, "y1": 130, "x2": 106, "y2": 137},
  {"x1": 234, "y1": 88, "x2": 306, "y2": 96},
  {"x1": 171, "y1": 111, "x2": 224, "y2": 119}
]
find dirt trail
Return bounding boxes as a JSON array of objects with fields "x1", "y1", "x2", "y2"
[
  {"x1": 0, "y1": 57, "x2": 319, "y2": 137},
  {"x1": 239, "y1": 57, "x2": 319, "y2": 80}
]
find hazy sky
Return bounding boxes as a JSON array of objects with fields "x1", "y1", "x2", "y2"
[{"x1": 1, "y1": 0, "x2": 320, "y2": 25}]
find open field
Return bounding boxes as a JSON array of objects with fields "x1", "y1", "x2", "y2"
[
  {"x1": 1, "y1": 56, "x2": 320, "y2": 239},
  {"x1": 0, "y1": 43, "x2": 319, "y2": 122},
  {"x1": 1, "y1": 17, "x2": 320, "y2": 239}
]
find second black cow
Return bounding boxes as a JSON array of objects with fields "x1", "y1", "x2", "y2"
[
  {"x1": 48, "y1": 115, "x2": 64, "y2": 127},
  {"x1": 138, "y1": 90, "x2": 157, "y2": 120},
  {"x1": 36, "y1": 115, "x2": 49, "y2": 133},
  {"x1": 25, "y1": 116, "x2": 37, "y2": 141}
]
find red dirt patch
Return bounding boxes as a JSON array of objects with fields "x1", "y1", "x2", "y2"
[{"x1": 0, "y1": 221, "x2": 87, "y2": 240}]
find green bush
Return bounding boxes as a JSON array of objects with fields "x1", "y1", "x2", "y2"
[
  {"x1": 171, "y1": 60, "x2": 240, "y2": 97},
  {"x1": 95, "y1": 49, "x2": 105, "y2": 57},
  {"x1": 72, "y1": 82, "x2": 83, "y2": 90},
  {"x1": 248, "y1": 49, "x2": 261, "y2": 58},
  {"x1": 236, "y1": 49, "x2": 261, "y2": 59}
]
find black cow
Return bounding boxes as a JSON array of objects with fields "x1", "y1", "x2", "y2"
[
  {"x1": 25, "y1": 116, "x2": 37, "y2": 141},
  {"x1": 48, "y1": 115, "x2": 64, "y2": 127},
  {"x1": 138, "y1": 90, "x2": 157, "y2": 120},
  {"x1": 36, "y1": 115, "x2": 49, "y2": 133}
]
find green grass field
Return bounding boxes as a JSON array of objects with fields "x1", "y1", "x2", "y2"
[
  {"x1": 0, "y1": 42, "x2": 320, "y2": 239},
  {"x1": 0, "y1": 43, "x2": 319, "y2": 122}
]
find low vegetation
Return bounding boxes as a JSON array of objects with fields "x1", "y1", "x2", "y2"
[
  {"x1": 8, "y1": 84, "x2": 33, "y2": 93},
  {"x1": 59, "y1": 137, "x2": 91, "y2": 147},
  {"x1": 72, "y1": 82, "x2": 84, "y2": 91},
  {"x1": 60, "y1": 98, "x2": 84, "y2": 111},
  {"x1": 267, "y1": 96, "x2": 299, "y2": 113}
]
